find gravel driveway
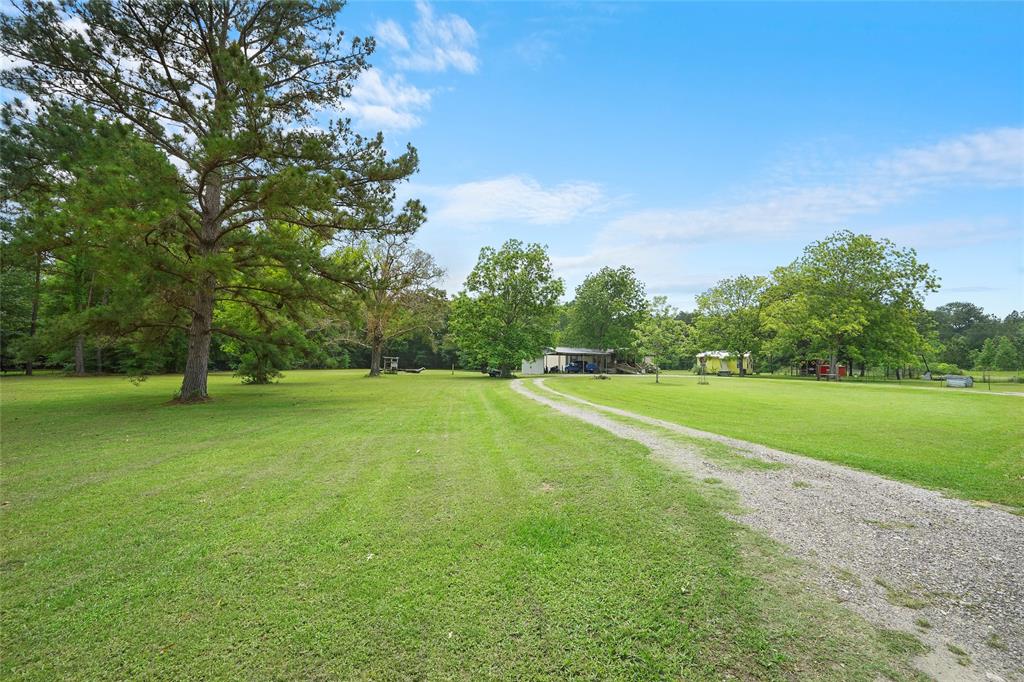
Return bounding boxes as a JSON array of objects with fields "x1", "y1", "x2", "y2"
[{"x1": 512, "y1": 378, "x2": 1024, "y2": 681}]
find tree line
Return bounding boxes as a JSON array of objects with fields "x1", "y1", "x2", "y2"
[
  {"x1": 2, "y1": 2, "x2": 1019, "y2": 397},
  {"x1": 0, "y1": 0, "x2": 450, "y2": 399},
  {"x1": 443, "y1": 232, "x2": 1022, "y2": 381}
]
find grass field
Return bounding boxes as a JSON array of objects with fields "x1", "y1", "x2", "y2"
[
  {"x1": 0, "y1": 370, "x2": 928, "y2": 680},
  {"x1": 543, "y1": 374, "x2": 1024, "y2": 510}
]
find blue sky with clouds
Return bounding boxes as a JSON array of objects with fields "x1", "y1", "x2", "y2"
[{"x1": 339, "y1": 1, "x2": 1024, "y2": 316}]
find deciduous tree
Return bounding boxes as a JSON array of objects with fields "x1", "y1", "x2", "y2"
[
  {"x1": 693, "y1": 275, "x2": 768, "y2": 376},
  {"x1": 448, "y1": 240, "x2": 563, "y2": 377},
  {"x1": 343, "y1": 215, "x2": 445, "y2": 377},
  {"x1": 564, "y1": 266, "x2": 647, "y2": 353},
  {"x1": 633, "y1": 296, "x2": 689, "y2": 384},
  {"x1": 764, "y1": 230, "x2": 938, "y2": 380}
]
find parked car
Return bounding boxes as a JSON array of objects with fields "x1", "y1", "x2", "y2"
[{"x1": 564, "y1": 362, "x2": 582, "y2": 374}]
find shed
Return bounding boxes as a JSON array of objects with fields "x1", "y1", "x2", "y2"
[{"x1": 695, "y1": 351, "x2": 753, "y2": 376}]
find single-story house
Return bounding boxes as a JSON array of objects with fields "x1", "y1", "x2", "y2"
[
  {"x1": 521, "y1": 347, "x2": 614, "y2": 375},
  {"x1": 695, "y1": 350, "x2": 753, "y2": 375}
]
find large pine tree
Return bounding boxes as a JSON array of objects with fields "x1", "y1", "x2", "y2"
[{"x1": 1, "y1": 1, "x2": 419, "y2": 400}]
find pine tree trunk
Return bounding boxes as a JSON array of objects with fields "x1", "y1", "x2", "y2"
[
  {"x1": 178, "y1": 172, "x2": 221, "y2": 402},
  {"x1": 25, "y1": 252, "x2": 40, "y2": 376},
  {"x1": 737, "y1": 353, "x2": 744, "y2": 376},
  {"x1": 179, "y1": 278, "x2": 215, "y2": 401}
]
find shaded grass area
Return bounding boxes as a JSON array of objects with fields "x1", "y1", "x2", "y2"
[
  {"x1": 544, "y1": 375, "x2": 1024, "y2": 509},
  {"x1": 1, "y1": 371, "x2": 926, "y2": 679}
]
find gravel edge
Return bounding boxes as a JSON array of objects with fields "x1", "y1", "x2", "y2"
[{"x1": 512, "y1": 378, "x2": 1024, "y2": 682}]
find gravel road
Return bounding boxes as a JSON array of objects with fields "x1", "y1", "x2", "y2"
[{"x1": 512, "y1": 378, "x2": 1024, "y2": 681}]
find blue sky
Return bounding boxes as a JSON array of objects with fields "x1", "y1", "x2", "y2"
[{"x1": 339, "y1": 1, "x2": 1024, "y2": 316}]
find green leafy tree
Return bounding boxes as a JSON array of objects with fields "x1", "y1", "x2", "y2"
[
  {"x1": 448, "y1": 240, "x2": 564, "y2": 377},
  {"x1": 693, "y1": 275, "x2": 768, "y2": 376},
  {"x1": 217, "y1": 300, "x2": 308, "y2": 385},
  {"x1": 1, "y1": 102, "x2": 182, "y2": 375},
  {"x1": 1, "y1": 0, "x2": 419, "y2": 401},
  {"x1": 564, "y1": 266, "x2": 648, "y2": 352},
  {"x1": 764, "y1": 231, "x2": 938, "y2": 380},
  {"x1": 931, "y1": 302, "x2": 1000, "y2": 350},
  {"x1": 940, "y1": 335, "x2": 973, "y2": 370},
  {"x1": 972, "y1": 338, "x2": 997, "y2": 380},
  {"x1": 0, "y1": 245, "x2": 39, "y2": 371},
  {"x1": 992, "y1": 336, "x2": 1019, "y2": 371},
  {"x1": 342, "y1": 223, "x2": 446, "y2": 377},
  {"x1": 633, "y1": 296, "x2": 689, "y2": 383}
]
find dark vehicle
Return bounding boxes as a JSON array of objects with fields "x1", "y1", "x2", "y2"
[{"x1": 564, "y1": 361, "x2": 600, "y2": 374}]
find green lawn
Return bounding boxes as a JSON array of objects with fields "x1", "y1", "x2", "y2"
[
  {"x1": 0, "y1": 371, "x2": 925, "y2": 680},
  {"x1": 543, "y1": 374, "x2": 1024, "y2": 509}
]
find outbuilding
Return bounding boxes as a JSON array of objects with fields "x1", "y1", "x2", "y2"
[
  {"x1": 695, "y1": 350, "x2": 753, "y2": 376},
  {"x1": 521, "y1": 347, "x2": 614, "y2": 375}
]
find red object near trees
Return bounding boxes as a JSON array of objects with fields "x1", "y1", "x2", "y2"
[{"x1": 818, "y1": 364, "x2": 847, "y2": 377}]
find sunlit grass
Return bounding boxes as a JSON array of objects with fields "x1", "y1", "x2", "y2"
[
  {"x1": 544, "y1": 374, "x2": 1023, "y2": 509},
  {"x1": 0, "y1": 370, "x2": 926, "y2": 679}
]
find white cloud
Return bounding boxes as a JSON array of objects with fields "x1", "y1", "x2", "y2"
[
  {"x1": 384, "y1": 0, "x2": 478, "y2": 74},
  {"x1": 422, "y1": 175, "x2": 607, "y2": 227},
  {"x1": 877, "y1": 127, "x2": 1024, "y2": 187},
  {"x1": 374, "y1": 19, "x2": 410, "y2": 52},
  {"x1": 540, "y1": 127, "x2": 1024, "y2": 307},
  {"x1": 606, "y1": 127, "x2": 1024, "y2": 243},
  {"x1": 347, "y1": 69, "x2": 432, "y2": 132},
  {"x1": 0, "y1": 54, "x2": 29, "y2": 71},
  {"x1": 352, "y1": 2, "x2": 477, "y2": 132}
]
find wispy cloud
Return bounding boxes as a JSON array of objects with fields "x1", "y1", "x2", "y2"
[
  {"x1": 374, "y1": 19, "x2": 410, "y2": 52},
  {"x1": 347, "y1": 70, "x2": 431, "y2": 132},
  {"x1": 375, "y1": 0, "x2": 478, "y2": 74},
  {"x1": 872, "y1": 216, "x2": 1019, "y2": 250},
  {"x1": 606, "y1": 127, "x2": 1024, "y2": 243},
  {"x1": 511, "y1": 31, "x2": 560, "y2": 68},
  {"x1": 421, "y1": 175, "x2": 608, "y2": 227},
  {"x1": 879, "y1": 128, "x2": 1024, "y2": 187},
  {"x1": 353, "y1": 1, "x2": 477, "y2": 133},
  {"x1": 543, "y1": 127, "x2": 1024, "y2": 303}
]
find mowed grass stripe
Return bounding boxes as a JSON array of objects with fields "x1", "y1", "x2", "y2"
[
  {"x1": 3, "y1": 371, "x2": 922, "y2": 679},
  {"x1": 545, "y1": 375, "x2": 1024, "y2": 509}
]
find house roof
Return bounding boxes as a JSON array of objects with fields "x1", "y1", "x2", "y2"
[{"x1": 546, "y1": 346, "x2": 614, "y2": 356}]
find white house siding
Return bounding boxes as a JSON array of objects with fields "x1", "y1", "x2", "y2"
[{"x1": 521, "y1": 358, "x2": 545, "y2": 375}]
